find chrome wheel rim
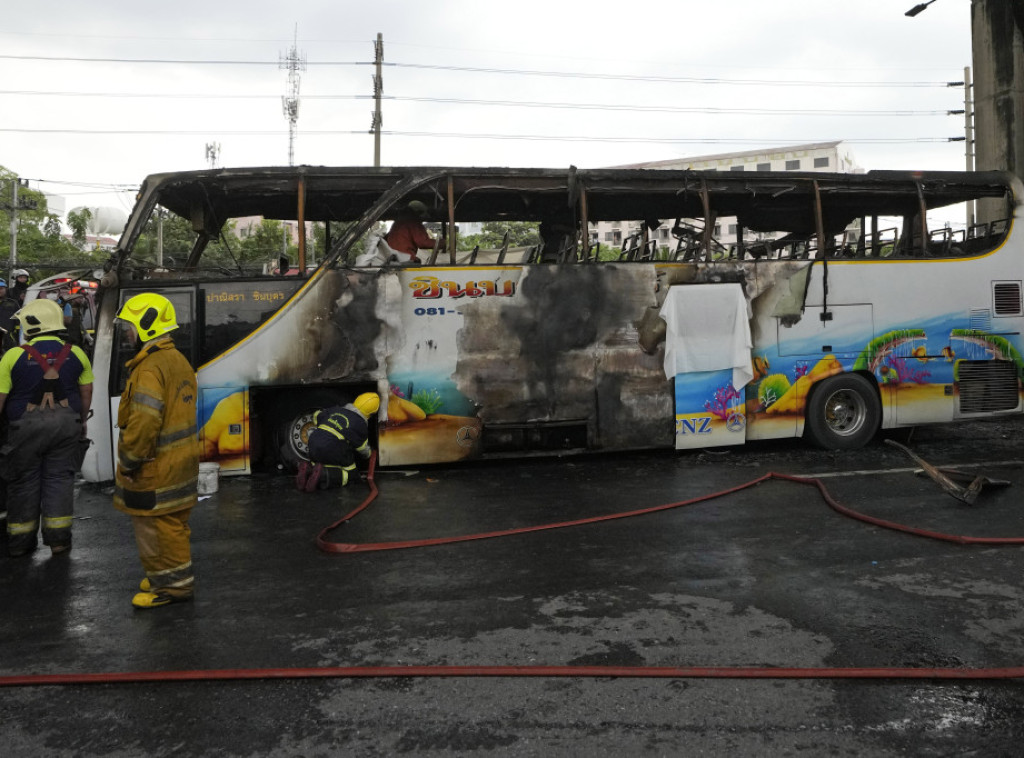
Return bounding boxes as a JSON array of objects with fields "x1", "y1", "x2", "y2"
[{"x1": 823, "y1": 389, "x2": 867, "y2": 437}]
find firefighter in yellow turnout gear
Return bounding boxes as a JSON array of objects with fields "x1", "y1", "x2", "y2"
[{"x1": 114, "y1": 293, "x2": 200, "y2": 609}]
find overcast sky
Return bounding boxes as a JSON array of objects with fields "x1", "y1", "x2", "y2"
[{"x1": 2, "y1": 0, "x2": 972, "y2": 218}]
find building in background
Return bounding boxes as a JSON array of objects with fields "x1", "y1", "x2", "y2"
[{"x1": 593, "y1": 141, "x2": 863, "y2": 252}]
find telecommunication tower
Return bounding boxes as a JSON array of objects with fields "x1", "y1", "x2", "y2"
[
  {"x1": 280, "y1": 26, "x2": 306, "y2": 166},
  {"x1": 205, "y1": 142, "x2": 221, "y2": 169}
]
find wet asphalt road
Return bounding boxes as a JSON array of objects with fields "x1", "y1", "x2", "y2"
[{"x1": 3, "y1": 419, "x2": 1024, "y2": 756}]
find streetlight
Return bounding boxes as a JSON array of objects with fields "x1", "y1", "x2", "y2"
[{"x1": 905, "y1": 0, "x2": 939, "y2": 16}]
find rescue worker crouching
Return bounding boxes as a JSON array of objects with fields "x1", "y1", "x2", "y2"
[
  {"x1": 114, "y1": 293, "x2": 200, "y2": 609},
  {"x1": 295, "y1": 392, "x2": 378, "y2": 492},
  {"x1": 0, "y1": 298, "x2": 93, "y2": 557}
]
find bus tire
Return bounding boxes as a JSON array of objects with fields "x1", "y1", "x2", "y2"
[
  {"x1": 270, "y1": 390, "x2": 349, "y2": 472},
  {"x1": 804, "y1": 373, "x2": 880, "y2": 450}
]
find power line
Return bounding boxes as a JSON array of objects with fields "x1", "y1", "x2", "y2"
[
  {"x1": 0, "y1": 29, "x2": 963, "y2": 74},
  {"x1": 0, "y1": 126, "x2": 959, "y2": 144},
  {"x1": 390, "y1": 95, "x2": 953, "y2": 118},
  {"x1": 0, "y1": 89, "x2": 957, "y2": 117},
  {"x1": 0, "y1": 53, "x2": 955, "y2": 87},
  {"x1": 0, "y1": 89, "x2": 276, "y2": 99},
  {"x1": 0, "y1": 53, "x2": 346, "y2": 65},
  {"x1": 0, "y1": 30, "x2": 351, "y2": 44},
  {"x1": 379, "y1": 131, "x2": 959, "y2": 145},
  {"x1": 22, "y1": 178, "x2": 133, "y2": 188},
  {"x1": 386, "y1": 61, "x2": 952, "y2": 88},
  {"x1": 7, "y1": 178, "x2": 136, "y2": 196}
]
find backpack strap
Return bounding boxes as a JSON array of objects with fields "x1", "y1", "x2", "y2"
[{"x1": 20, "y1": 342, "x2": 73, "y2": 411}]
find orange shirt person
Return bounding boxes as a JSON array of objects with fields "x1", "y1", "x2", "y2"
[{"x1": 384, "y1": 200, "x2": 438, "y2": 262}]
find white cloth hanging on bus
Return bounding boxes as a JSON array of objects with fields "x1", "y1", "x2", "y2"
[
  {"x1": 355, "y1": 233, "x2": 416, "y2": 267},
  {"x1": 659, "y1": 283, "x2": 753, "y2": 391}
]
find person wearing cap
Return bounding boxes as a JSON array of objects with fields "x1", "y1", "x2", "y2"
[
  {"x1": 113, "y1": 292, "x2": 200, "y2": 609},
  {"x1": 0, "y1": 298, "x2": 93, "y2": 557},
  {"x1": 295, "y1": 392, "x2": 378, "y2": 492},
  {"x1": 0, "y1": 279, "x2": 21, "y2": 351},
  {"x1": 383, "y1": 200, "x2": 440, "y2": 262}
]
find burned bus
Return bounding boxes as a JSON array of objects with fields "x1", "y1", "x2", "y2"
[{"x1": 77, "y1": 165, "x2": 1022, "y2": 481}]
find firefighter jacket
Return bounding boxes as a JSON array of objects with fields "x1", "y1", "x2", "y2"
[
  {"x1": 114, "y1": 337, "x2": 199, "y2": 516},
  {"x1": 313, "y1": 404, "x2": 371, "y2": 458},
  {"x1": 0, "y1": 336, "x2": 93, "y2": 419}
]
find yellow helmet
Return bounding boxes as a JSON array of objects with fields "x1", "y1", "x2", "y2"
[
  {"x1": 353, "y1": 392, "x2": 380, "y2": 417},
  {"x1": 116, "y1": 293, "x2": 178, "y2": 342},
  {"x1": 14, "y1": 298, "x2": 65, "y2": 338}
]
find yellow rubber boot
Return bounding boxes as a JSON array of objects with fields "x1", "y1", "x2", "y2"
[{"x1": 132, "y1": 591, "x2": 175, "y2": 609}]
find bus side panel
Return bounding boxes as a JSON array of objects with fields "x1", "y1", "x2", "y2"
[
  {"x1": 197, "y1": 268, "x2": 385, "y2": 390},
  {"x1": 815, "y1": 255, "x2": 1024, "y2": 426},
  {"x1": 672, "y1": 368, "x2": 747, "y2": 448},
  {"x1": 379, "y1": 264, "x2": 673, "y2": 465},
  {"x1": 196, "y1": 269, "x2": 389, "y2": 472},
  {"x1": 198, "y1": 387, "x2": 250, "y2": 474},
  {"x1": 744, "y1": 244, "x2": 1024, "y2": 437}
]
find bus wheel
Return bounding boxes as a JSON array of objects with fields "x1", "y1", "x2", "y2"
[
  {"x1": 270, "y1": 390, "x2": 348, "y2": 471},
  {"x1": 804, "y1": 373, "x2": 880, "y2": 450}
]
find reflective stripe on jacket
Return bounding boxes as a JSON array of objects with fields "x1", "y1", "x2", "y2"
[
  {"x1": 313, "y1": 404, "x2": 370, "y2": 457},
  {"x1": 114, "y1": 338, "x2": 199, "y2": 516}
]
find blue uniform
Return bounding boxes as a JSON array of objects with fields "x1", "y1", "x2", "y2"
[
  {"x1": 304, "y1": 404, "x2": 371, "y2": 489},
  {"x1": 0, "y1": 337, "x2": 94, "y2": 555}
]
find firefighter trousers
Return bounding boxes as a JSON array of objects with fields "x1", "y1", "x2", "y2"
[
  {"x1": 130, "y1": 510, "x2": 195, "y2": 599},
  {"x1": 307, "y1": 429, "x2": 360, "y2": 489},
  {"x1": 2, "y1": 406, "x2": 81, "y2": 555}
]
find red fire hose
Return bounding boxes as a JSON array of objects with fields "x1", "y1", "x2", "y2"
[
  {"x1": 315, "y1": 454, "x2": 1024, "y2": 553},
  {"x1": 3, "y1": 453, "x2": 1023, "y2": 689},
  {"x1": 2, "y1": 663, "x2": 1023, "y2": 687}
]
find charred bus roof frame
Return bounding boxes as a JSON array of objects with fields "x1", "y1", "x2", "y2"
[{"x1": 106, "y1": 165, "x2": 1020, "y2": 277}]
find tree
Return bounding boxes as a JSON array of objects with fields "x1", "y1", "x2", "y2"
[
  {"x1": 131, "y1": 211, "x2": 196, "y2": 268},
  {"x1": 67, "y1": 208, "x2": 92, "y2": 248},
  {"x1": 457, "y1": 221, "x2": 539, "y2": 251},
  {"x1": 238, "y1": 219, "x2": 295, "y2": 268},
  {"x1": 43, "y1": 215, "x2": 62, "y2": 239},
  {"x1": 314, "y1": 220, "x2": 380, "y2": 266},
  {"x1": 0, "y1": 165, "x2": 97, "y2": 278},
  {"x1": 130, "y1": 211, "x2": 253, "y2": 273}
]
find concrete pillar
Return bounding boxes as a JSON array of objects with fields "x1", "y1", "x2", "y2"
[{"x1": 972, "y1": 0, "x2": 1024, "y2": 223}]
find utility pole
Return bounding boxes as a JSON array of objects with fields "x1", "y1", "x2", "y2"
[
  {"x1": 370, "y1": 33, "x2": 383, "y2": 167},
  {"x1": 280, "y1": 26, "x2": 306, "y2": 166},
  {"x1": 8, "y1": 179, "x2": 17, "y2": 279},
  {"x1": 964, "y1": 66, "x2": 976, "y2": 228},
  {"x1": 3, "y1": 177, "x2": 33, "y2": 279},
  {"x1": 157, "y1": 207, "x2": 164, "y2": 267}
]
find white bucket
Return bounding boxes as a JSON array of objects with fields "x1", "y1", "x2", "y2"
[{"x1": 198, "y1": 462, "x2": 221, "y2": 495}]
